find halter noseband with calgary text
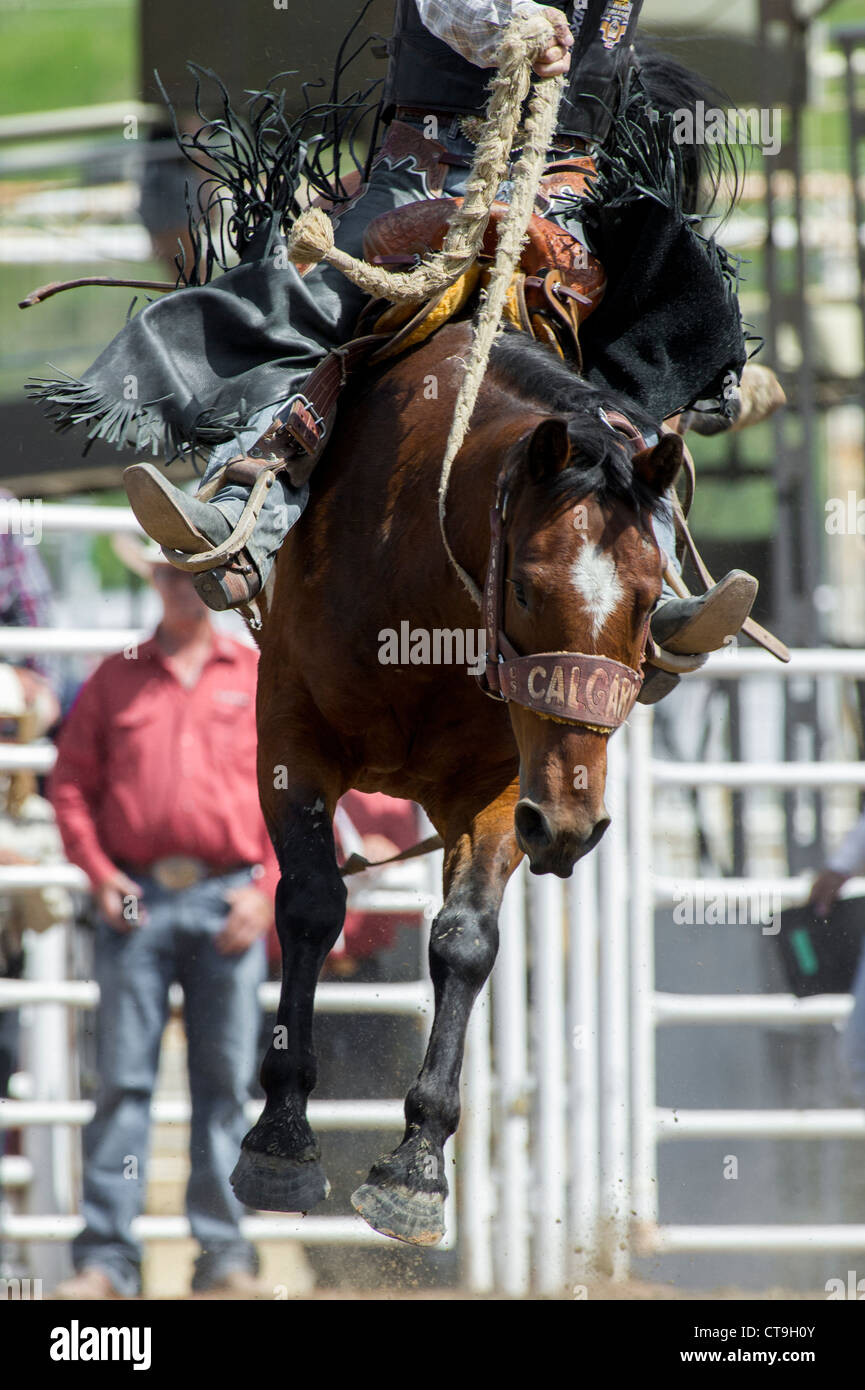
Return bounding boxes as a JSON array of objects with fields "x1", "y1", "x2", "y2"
[{"x1": 478, "y1": 410, "x2": 652, "y2": 736}]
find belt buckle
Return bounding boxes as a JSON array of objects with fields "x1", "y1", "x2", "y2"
[
  {"x1": 281, "y1": 394, "x2": 327, "y2": 456},
  {"x1": 151, "y1": 856, "x2": 206, "y2": 891}
]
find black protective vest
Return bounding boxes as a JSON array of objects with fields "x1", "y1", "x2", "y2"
[{"x1": 381, "y1": 0, "x2": 643, "y2": 140}]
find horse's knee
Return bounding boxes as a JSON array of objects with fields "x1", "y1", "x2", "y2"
[
  {"x1": 271, "y1": 809, "x2": 346, "y2": 946},
  {"x1": 274, "y1": 871, "x2": 346, "y2": 939},
  {"x1": 429, "y1": 906, "x2": 499, "y2": 992}
]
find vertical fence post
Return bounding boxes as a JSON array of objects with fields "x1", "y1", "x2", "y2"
[
  {"x1": 567, "y1": 847, "x2": 601, "y2": 1285},
  {"x1": 598, "y1": 730, "x2": 631, "y2": 1279},
  {"x1": 20, "y1": 923, "x2": 74, "y2": 1288},
  {"x1": 461, "y1": 979, "x2": 494, "y2": 1292},
  {"x1": 493, "y1": 866, "x2": 531, "y2": 1294},
  {"x1": 628, "y1": 706, "x2": 657, "y2": 1250},
  {"x1": 530, "y1": 870, "x2": 568, "y2": 1293}
]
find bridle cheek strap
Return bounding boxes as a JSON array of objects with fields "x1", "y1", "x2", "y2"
[{"x1": 480, "y1": 461, "x2": 648, "y2": 734}]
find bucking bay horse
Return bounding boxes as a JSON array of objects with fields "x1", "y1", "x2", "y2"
[{"x1": 232, "y1": 321, "x2": 682, "y2": 1245}]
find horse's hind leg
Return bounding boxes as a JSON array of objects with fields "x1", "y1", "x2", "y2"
[
  {"x1": 230, "y1": 776, "x2": 345, "y2": 1213},
  {"x1": 352, "y1": 788, "x2": 521, "y2": 1245}
]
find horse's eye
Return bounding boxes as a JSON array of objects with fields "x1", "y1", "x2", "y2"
[
  {"x1": 508, "y1": 579, "x2": 528, "y2": 609},
  {"x1": 636, "y1": 586, "x2": 661, "y2": 618}
]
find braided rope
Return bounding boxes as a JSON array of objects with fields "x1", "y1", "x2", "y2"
[
  {"x1": 289, "y1": 12, "x2": 566, "y2": 608},
  {"x1": 287, "y1": 10, "x2": 561, "y2": 305},
  {"x1": 437, "y1": 56, "x2": 564, "y2": 606}
]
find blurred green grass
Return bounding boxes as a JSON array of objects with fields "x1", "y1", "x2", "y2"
[
  {"x1": 828, "y1": 0, "x2": 865, "y2": 25},
  {"x1": 0, "y1": 0, "x2": 137, "y2": 116},
  {"x1": 1, "y1": 259, "x2": 169, "y2": 400}
]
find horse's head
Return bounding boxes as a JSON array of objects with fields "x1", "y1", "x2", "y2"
[{"x1": 493, "y1": 410, "x2": 683, "y2": 876}]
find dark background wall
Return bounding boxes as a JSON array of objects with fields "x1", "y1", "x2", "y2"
[
  {"x1": 139, "y1": 2, "x2": 792, "y2": 113},
  {"x1": 139, "y1": 0, "x2": 396, "y2": 111}
]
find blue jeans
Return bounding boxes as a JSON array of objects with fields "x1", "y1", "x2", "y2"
[{"x1": 73, "y1": 868, "x2": 266, "y2": 1295}]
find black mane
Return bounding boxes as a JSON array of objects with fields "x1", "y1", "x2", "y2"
[
  {"x1": 633, "y1": 40, "x2": 743, "y2": 220},
  {"x1": 489, "y1": 329, "x2": 666, "y2": 516}
]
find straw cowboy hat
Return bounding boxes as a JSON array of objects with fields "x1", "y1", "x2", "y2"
[
  {"x1": 110, "y1": 531, "x2": 173, "y2": 580},
  {"x1": 0, "y1": 662, "x2": 56, "y2": 740},
  {"x1": 0, "y1": 662, "x2": 27, "y2": 718}
]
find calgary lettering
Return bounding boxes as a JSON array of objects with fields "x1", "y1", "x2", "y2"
[{"x1": 518, "y1": 659, "x2": 638, "y2": 724}]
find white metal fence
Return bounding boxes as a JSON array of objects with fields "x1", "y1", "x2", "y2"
[
  {"x1": 0, "y1": 781, "x2": 456, "y2": 1262},
  {"x1": 453, "y1": 651, "x2": 865, "y2": 1295},
  {"x1": 3, "y1": 503, "x2": 865, "y2": 1293},
  {"x1": 629, "y1": 674, "x2": 865, "y2": 1265}
]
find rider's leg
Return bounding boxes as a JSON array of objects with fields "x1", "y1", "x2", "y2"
[
  {"x1": 649, "y1": 489, "x2": 757, "y2": 656},
  {"x1": 550, "y1": 9, "x2": 759, "y2": 667},
  {"x1": 124, "y1": 119, "x2": 480, "y2": 607}
]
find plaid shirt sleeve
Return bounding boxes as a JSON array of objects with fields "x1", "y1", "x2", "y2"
[
  {"x1": 416, "y1": 0, "x2": 548, "y2": 68},
  {"x1": 0, "y1": 530, "x2": 58, "y2": 687}
]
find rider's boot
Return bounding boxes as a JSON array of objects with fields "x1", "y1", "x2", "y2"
[
  {"x1": 650, "y1": 571, "x2": 757, "y2": 655},
  {"x1": 123, "y1": 463, "x2": 307, "y2": 612},
  {"x1": 639, "y1": 491, "x2": 758, "y2": 704}
]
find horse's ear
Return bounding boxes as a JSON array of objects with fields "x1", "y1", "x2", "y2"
[
  {"x1": 632, "y1": 433, "x2": 683, "y2": 494},
  {"x1": 526, "y1": 417, "x2": 571, "y2": 480}
]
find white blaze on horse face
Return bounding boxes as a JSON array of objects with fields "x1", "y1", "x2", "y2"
[{"x1": 570, "y1": 540, "x2": 624, "y2": 639}]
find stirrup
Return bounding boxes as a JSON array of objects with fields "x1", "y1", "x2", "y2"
[
  {"x1": 645, "y1": 638, "x2": 709, "y2": 675},
  {"x1": 192, "y1": 554, "x2": 263, "y2": 614},
  {"x1": 161, "y1": 468, "x2": 279, "y2": 574}
]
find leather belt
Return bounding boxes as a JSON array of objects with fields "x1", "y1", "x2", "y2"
[
  {"x1": 395, "y1": 106, "x2": 465, "y2": 123},
  {"x1": 393, "y1": 107, "x2": 588, "y2": 156},
  {"x1": 119, "y1": 857, "x2": 253, "y2": 891}
]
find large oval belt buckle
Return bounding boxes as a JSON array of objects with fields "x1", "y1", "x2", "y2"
[{"x1": 151, "y1": 856, "x2": 206, "y2": 891}]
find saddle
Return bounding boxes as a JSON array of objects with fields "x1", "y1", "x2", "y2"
[
  {"x1": 211, "y1": 172, "x2": 606, "y2": 499},
  {"x1": 359, "y1": 183, "x2": 606, "y2": 367},
  {"x1": 199, "y1": 172, "x2": 607, "y2": 618}
]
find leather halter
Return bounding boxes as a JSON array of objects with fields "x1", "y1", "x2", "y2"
[{"x1": 478, "y1": 411, "x2": 652, "y2": 735}]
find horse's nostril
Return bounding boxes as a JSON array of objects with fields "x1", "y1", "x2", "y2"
[
  {"x1": 514, "y1": 800, "x2": 553, "y2": 851},
  {"x1": 583, "y1": 816, "x2": 610, "y2": 854}
]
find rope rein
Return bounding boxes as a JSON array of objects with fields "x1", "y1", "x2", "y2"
[
  {"x1": 288, "y1": 11, "x2": 565, "y2": 610},
  {"x1": 288, "y1": 12, "x2": 561, "y2": 305},
  {"x1": 437, "y1": 40, "x2": 564, "y2": 606}
]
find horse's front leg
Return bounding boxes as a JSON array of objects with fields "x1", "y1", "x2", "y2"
[
  {"x1": 352, "y1": 785, "x2": 522, "y2": 1244},
  {"x1": 230, "y1": 759, "x2": 345, "y2": 1213}
]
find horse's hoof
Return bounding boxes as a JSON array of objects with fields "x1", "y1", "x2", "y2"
[
  {"x1": 231, "y1": 1148, "x2": 330, "y2": 1213},
  {"x1": 350, "y1": 1181, "x2": 445, "y2": 1246}
]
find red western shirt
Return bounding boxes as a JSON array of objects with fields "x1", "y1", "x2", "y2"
[
  {"x1": 49, "y1": 630, "x2": 279, "y2": 910},
  {"x1": 335, "y1": 790, "x2": 424, "y2": 961}
]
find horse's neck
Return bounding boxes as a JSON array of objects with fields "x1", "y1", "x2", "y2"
[{"x1": 427, "y1": 395, "x2": 536, "y2": 606}]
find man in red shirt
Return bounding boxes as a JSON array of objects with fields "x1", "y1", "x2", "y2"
[
  {"x1": 48, "y1": 541, "x2": 277, "y2": 1300},
  {"x1": 329, "y1": 791, "x2": 426, "y2": 973}
]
